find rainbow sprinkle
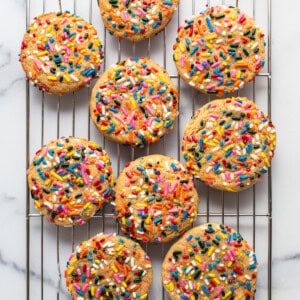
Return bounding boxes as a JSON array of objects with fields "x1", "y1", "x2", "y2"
[
  {"x1": 65, "y1": 233, "x2": 152, "y2": 299},
  {"x1": 162, "y1": 223, "x2": 258, "y2": 299},
  {"x1": 27, "y1": 137, "x2": 114, "y2": 226},
  {"x1": 20, "y1": 11, "x2": 104, "y2": 95},
  {"x1": 182, "y1": 98, "x2": 276, "y2": 192},
  {"x1": 112, "y1": 155, "x2": 199, "y2": 243},
  {"x1": 90, "y1": 57, "x2": 179, "y2": 147},
  {"x1": 173, "y1": 6, "x2": 266, "y2": 96}
]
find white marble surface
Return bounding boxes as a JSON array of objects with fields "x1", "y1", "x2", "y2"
[{"x1": 0, "y1": 0, "x2": 299, "y2": 299}]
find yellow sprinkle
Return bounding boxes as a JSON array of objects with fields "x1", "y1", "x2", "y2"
[
  {"x1": 226, "y1": 187, "x2": 236, "y2": 192},
  {"x1": 116, "y1": 244, "x2": 124, "y2": 252},
  {"x1": 46, "y1": 25, "x2": 53, "y2": 33},
  {"x1": 112, "y1": 119, "x2": 120, "y2": 126},
  {"x1": 222, "y1": 291, "x2": 232, "y2": 299},
  {"x1": 34, "y1": 200, "x2": 40, "y2": 208},
  {"x1": 67, "y1": 150, "x2": 74, "y2": 158},
  {"x1": 63, "y1": 74, "x2": 71, "y2": 82},
  {"x1": 47, "y1": 76, "x2": 58, "y2": 81},
  {"x1": 197, "y1": 282, "x2": 201, "y2": 290},
  {"x1": 219, "y1": 232, "x2": 227, "y2": 239},
  {"x1": 100, "y1": 126, "x2": 109, "y2": 131},
  {"x1": 112, "y1": 266, "x2": 118, "y2": 273},
  {"x1": 121, "y1": 217, "x2": 126, "y2": 225},
  {"x1": 156, "y1": 73, "x2": 165, "y2": 81},
  {"x1": 213, "y1": 278, "x2": 220, "y2": 285},
  {"x1": 264, "y1": 158, "x2": 270, "y2": 167},
  {"x1": 179, "y1": 43, "x2": 185, "y2": 52},
  {"x1": 145, "y1": 216, "x2": 151, "y2": 225},
  {"x1": 80, "y1": 49, "x2": 87, "y2": 54},
  {"x1": 166, "y1": 282, "x2": 174, "y2": 291},
  {"x1": 50, "y1": 170, "x2": 64, "y2": 181},
  {"x1": 206, "y1": 142, "x2": 217, "y2": 147},
  {"x1": 91, "y1": 286, "x2": 95, "y2": 296},
  {"x1": 192, "y1": 76, "x2": 199, "y2": 82},
  {"x1": 91, "y1": 270, "x2": 97, "y2": 275},
  {"x1": 83, "y1": 203, "x2": 91, "y2": 210},
  {"x1": 207, "y1": 246, "x2": 215, "y2": 256},
  {"x1": 191, "y1": 296, "x2": 195, "y2": 300},
  {"x1": 67, "y1": 266, "x2": 74, "y2": 275},
  {"x1": 37, "y1": 51, "x2": 49, "y2": 57},
  {"x1": 200, "y1": 52, "x2": 211, "y2": 57},
  {"x1": 174, "y1": 52, "x2": 179, "y2": 61},
  {"x1": 140, "y1": 294, "x2": 148, "y2": 300},
  {"x1": 146, "y1": 79, "x2": 155, "y2": 84},
  {"x1": 224, "y1": 144, "x2": 234, "y2": 152},
  {"x1": 122, "y1": 281, "x2": 127, "y2": 288},
  {"x1": 237, "y1": 70, "x2": 242, "y2": 79},
  {"x1": 130, "y1": 98, "x2": 137, "y2": 109},
  {"x1": 206, "y1": 43, "x2": 213, "y2": 49},
  {"x1": 44, "y1": 179, "x2": 51, "y2": 186},
  {"x1": 227, "y1": 261, "x2": 233, "y2": 267},
  {"x1": 207, "y1": 273, "x2": 216, "y2": 278},
  {"x1": 195, "y1": 255, "x2": 202, "y2": 264},
  {"x1": 207, "y1": 33, "x2": 217, "y2": 40},
  {"x1": 68, "y1": 284, "x2": 73, "y2": 292},
  {"x1": 95, "y1": 39, "x2": 101, "y2": 46}
]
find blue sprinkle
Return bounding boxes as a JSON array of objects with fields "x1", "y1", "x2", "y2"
[
  {"x1": 186, "y1": 234, "x2": 193, "y2": 241},
  {"x1": 239, "y1": 175, "x2": 248, "y2": 181},
  {"x1": 237, "y1": 155, "x2": 247, "y2": 161},
  {"x1": 206, "y1": 154, "x2": 212, "y2": 161},
  {"x1": 246, "y1": 281, "x2": 251, "y2": 290},
  {"x1": 202, "y1": 285, "x2": 210, "y2": 295},
  {"x1": 152, "y1": 20, "x2": 160, "y2": 29},
  {"x1": 199, "y1": 138, "x2": 204, "y2": 150},
  {"x1": 205, "y1": 17, "x2": 214, "y2": 32},
  {"x1": 76, "y1": 290, "x2": 84, "y2": 296},
  {"x1": 190, "y1": 46, "x2": 199, "y2": 55},
  {"x1": 154, "y1": 217, "x2": 162, "y2": 225},
  {"x1": 163, "y1": 1, "x2": 173, "y2": 5}
]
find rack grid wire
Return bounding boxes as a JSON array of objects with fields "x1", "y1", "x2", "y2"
[{"x1": 25, "y1": 0, "x2": 272, "y2": 299}]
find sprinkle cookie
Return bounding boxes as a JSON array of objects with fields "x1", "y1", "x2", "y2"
[
  {"x1": 27, "y1": 137, "x2": 114, "y2": 226},
  {"x1": 173, "y1": 6, "x2": 265, "y2": 96},
  {"x1": 99, "y1": 0, "x2": 179, "y2": 42},
  {"x1": 162, "y1": 223, "x2": 258, "y2": 300},
  {"x1": 65, "y1": 233, "x2": 152, "y2": 299},
  {"x1": 182, "y1": 97, "x2": 276, "y2": 192},
  {"x1": 112, "y1": 154, "x2": 199, "y2": 243},
  {"x1": 90, "y1": 57, "x2": 179, "y2": 147},
  {"x1": 20, "y1": 11, "x2": 104, "y2": 95}
]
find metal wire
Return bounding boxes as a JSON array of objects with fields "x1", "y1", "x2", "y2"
[{"x1": 25, "y1": 0, "x2": 273, "y2": 299}]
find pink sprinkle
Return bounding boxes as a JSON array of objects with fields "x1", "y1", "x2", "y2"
[
  {"x1": 128, "y1": 112, "x2": 136, "y2": 126},
  {"x1": 180, "y1": 55, "x2": 185, "y2": 67},
  {"x1": 145, "y1": 105, "x2": 154, "y2": 115},
  {"x1": 196, "y1": 39, "x2": 204, "y2": 46},
  {"x1": 234, "y1": 101, "x2": 242, "y2": 106},
  {"x1": 232, "y1": 150, "x2": 237, "y2": 155},
  {"x1": 210, "y1": 104, "x2": 217, "y2": 108},
  {"x1": 86, "y1": 267, "x2": 91, "y2": 278},
  {"x1": 168, "y1": 208, "x2": 178, "y2": 213},
  {"x1": 182, "y1": 183, "x2": 189, "y2": 189},
  {"x1": 180, "y1": 279, "x2": 185, "y2": 286},
  {"x1": 235, "y1": 181, "x2": 241, "y2": 186},
  {"x1": 142, "y1": 82, "x2": 148, "y2": 88},
  {"x1": 151, "y1": 95, "x2": 160, "y2": 100},
  {"x1": 209, "y1": 113, "x2": 219, "y2": 119},
  {"x1": 63, "y1": 32, "x2": 68, "y2": 39},
  {"x1": 84, "y1": 77, "x2": 92, "y2": 83},
  {"x1": 201, "y1": 262, "x2": 207, "y2": 271},
  {"x1": 164, "y1": 181, "x2": 169, "y2": 196},
  {"x1": 141, "y1": 68, "x2": 146, "y2": 76},
  {"x1": 207, "y1": 84, "x2": 216, "y2": 90},
  {"x1": 147, "y1": 117, "x2": 154, "y2": 126},
  {"x1": 225, "y1": 172, "x2": 230, "y2": 180},
  {"x1": 156, "y1": 175, "x2": 163, "y2": 183},
  {"x1": 88, "y1": 197, "x2": 96, "y2": 202},
  {"x1": 237, "y1": 14, "x2": 246, "y2": 23},
  {"x1": 76, "y1": 268, "x2": 81, "y2": 275},
  {"x1": 34, "y1": 58, "x2": 41, "y2": 70},
  {"x1": 231, "y1": 70, "x2": 237, "y2": 78},
  {"x1": 47, "y1": 42, "x2": 53, "y2": 51},
  {"x1": 114, "y1": 274, "x2": 121, "y2": 283},
  {"x1": 121, "y1": 107, "x2": 128, "y2": 117},
  {"x1": 211, "y1": 62, "x2": 220, "y2": 68},
  {"x1": 56, "y1": 182, "x2": 63, "y2": 188},
  {"x1": 56, "y1": 168, "x2": 64, "y2": 174},
  {"x1": 82, "y1": 283, "x2": 89, "y2": 292},
  {"x1": 80, "y1": 163, "x2": 90, "y2": 184},
  {"x1": 125, "y1": 181, "x2": 130, "y2": 187},
  {"x1": 234, "y1": 170, "x2": 243, "y2": 176},
  {"x1": 95, "y1": 288, "x2": 101, "y2": 298},
  {"x1": 230, "y1": 249, "x2": 237, "y2": 256},
  {"x1": 136, "y1": 207, "x2": 145, "y2": 211},
  {"x1": 123, "y1": 11, "x2": 129, "y2": 21},
  {"x1": 215, "y1": 27, "x2": 221, "y2": 34},
  {"x1": 238, "y1": 121, "x2": 243, "y2": 129},
  {"x1": 170, "y1": 182, "x2": 178, "y2": 193},
  {"x1": 106, "y1": 233, "x2": 113, "y2": 238},
  {"x1": 96, "y1": 162, "x2": 104, "y2": 169},
  {"x1": 138, "y1": 7, "x2": 146, "y2": 15},
  {"x1": 114, "y1": 114, "x2": 125, "y2": 123},
  {"x1": 74, "y1": 283, "x2": 81, "y2": 290},
  {"x1": 194, "y1": 63, "x2": 204, "y2": 71},
  {"x1": 69, "y1": 253, "x2": 75, "y2": 260},
  {"x1": 217, "y1": 286, "x2": 224, "y2": 295},
  {"x1": 61, "y1": 18, "x2": 67, "y2": 25}
]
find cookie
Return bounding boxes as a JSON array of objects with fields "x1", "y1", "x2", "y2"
[
  {"x1": 99, "y1": 0, "x2": 179, "y2": 42},
  {"x1": 162, "y1": 223, "x2": 258, "y2": 300},
  {"x1": 173, "y1": 6, "x2": 265, "y2": 96},
  {"x1": 27, "y1": 137, "x2": 114, "y2": 226},
  {"x1": 20, "y1": 11, "x2": 104, "y2": 95},
  {"x1": 65, "y1": 232, "x2": 152, "y2": 299},
  {"x1": 182, "y1": 97, "x2": 276, "y2": 192},
  {"x1": 112, "y1": 154, "x2": 199, "y2": 243},
  {"x1": 90, "y1": 57, "x2": 179, "y2": 147}
]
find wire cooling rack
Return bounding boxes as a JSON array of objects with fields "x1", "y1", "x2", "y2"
[{"x1": 25, "y1": 0, "x2": 272, "y2": 299}]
